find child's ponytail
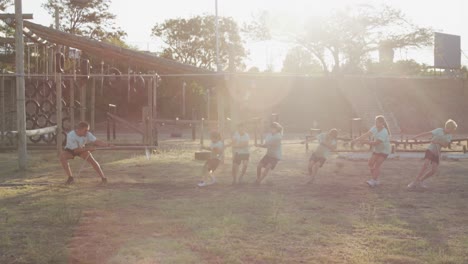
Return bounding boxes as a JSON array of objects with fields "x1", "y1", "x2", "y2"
[{"x1": 376, "y1": 115, "x2": 391, "y2": 135}]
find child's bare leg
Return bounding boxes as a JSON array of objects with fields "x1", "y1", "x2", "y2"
[
  {"x1": 81, "y1": 152, "x2": 105, "y2": 179},
  {"x1": 256, "y1": 163, "x2": 262, "y2": 182},
  {"x1": 307, "y1": 161, "x2": 319, "y2": 183},
  {"x1": 209, "y1": 170, "x2": 215, "y2": 183},
  {"x1": 259, "y1": 164, "x2": 273, "y2": 183},
  {"x1": 368, "y1": 155, "x2": 377, "y2": 177},
  {"x1": 60, "y1": 152, "x2": 74, "y2": 178},
  {"x1": 371, "y1": 156, "x2": 385, "y2": 181},
  {"x1": 201, "y1": 163, "x2": 209, "y2": 182},
  {"x1": 415, "y1": 159, "x2": 431, "y2": 182},
  {"x1": 232, "y1": 163, "x2": 239, "y2": 184},
  {"x1": 239, "y1": 161, "x2": 248, "y2": 183},
  {"x1": 421, "y1": 163, "x2": 438, "y2": 182}
]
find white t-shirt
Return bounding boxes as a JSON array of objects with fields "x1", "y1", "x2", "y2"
[
  {"x1": 232, "y1": 132, "x2": 250, "y2": 155},
  {"x1": 210, "y1": 140, "x2": 224, "y2": 160},
  {"x1": 314, "y1": 133, "x2": 337, "y2": 158},
  {"x1": 265, "y1": 133, "x2": 282, "y2": 160},
  {"x1": 428, "y1": 128, "x2": 452, "y2": 156},
  {"x1": 65, "y1": 130, "x2": 97, "y2": 150},
  {"x1": 369, "y1": 126, "x2": 391, "y2": 155}
]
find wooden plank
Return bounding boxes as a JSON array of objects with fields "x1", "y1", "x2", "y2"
[{"x1": 0, "y1": 13, "x2": 33, "y2": 19}]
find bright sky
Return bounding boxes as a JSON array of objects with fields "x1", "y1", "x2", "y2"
[{"x1": 12, "y1": 0, "x2": 468, "y2": 70}]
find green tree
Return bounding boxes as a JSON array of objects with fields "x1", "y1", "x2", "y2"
[
  {"x1": 0, "y1": 0, "x2": 11, "y2": 11},
  {"x1": 151, "y1": 15, "x2": 247, "y2": 71},
  {"x1": 42, "y1": 0, "x2": 126, "y2": 41},
  {"x1": 282, "y1": 46, "x2": 323, "y2": 74},
  {"x1": 248, "y1": 4, "x2": 432, "y2": 74}
]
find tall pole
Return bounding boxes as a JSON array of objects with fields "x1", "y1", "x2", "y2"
[
  {"x1": 15, "y1": 0, "x2": 27, "y2": 170},
  {"x1": 215, "y1": 0, "x2": 224, "y2": 134}
]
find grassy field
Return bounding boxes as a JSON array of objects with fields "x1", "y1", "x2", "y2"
[{"x1": 0, "y1": 141, "x2": 467, "y2": 264}]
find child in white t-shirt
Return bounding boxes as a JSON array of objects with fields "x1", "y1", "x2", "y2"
[
  {"x1": 60, "y1": 121, "x2": 112, "y2": 184},
  {"x1": 255, "y1": 122, "x2": 283, "y2": 185},
  {"x1": 198, "y1": 131, "x2": 224, "y2": 187},
  {"x1": 407, "y1": 119, "x2": 457, "y2": 190},
  {"x1": 351, "y1": 115, "x2": 391, "y2": 187},
  {"x1": 230, "y1": 123, "x2": 250, "y2": 185},
  {"x1": 307, "y1": 129, "x2": 338, "y2": 184}
]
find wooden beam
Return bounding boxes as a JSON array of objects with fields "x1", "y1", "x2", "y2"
[
  {"x1": 0, "y1": 13, "x2": 33, "y2": 19},
  {"x1": 23, "y1": 126, "x2": 56, "y2": 137},
  {"x1": 22, "y1": 21, "x2": 211, "y2": 75}
]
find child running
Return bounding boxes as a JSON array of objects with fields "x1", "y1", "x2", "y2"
[
  {"x1": 351, "y1": 115, "x2": 391, "y2": 187},
  {"x1": 198, "y1": 131, "x2": 224, "y2": 187},
  {"x1": 231, "y1": 123, "x2": 250, "y2": 185},
  {"x1": 255, "y1": 122, "x2": 283, "y2": 185},
  {"x1": 307, "y1": 129, "x2": 338, "y2": 184},
  {"x1": 407, "y1": 119, "x2": 457, "y2": 190}
]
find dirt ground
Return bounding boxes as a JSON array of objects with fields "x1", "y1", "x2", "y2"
[{"x1": 0, "y1": 140, "x2": 467, "y2": 263}]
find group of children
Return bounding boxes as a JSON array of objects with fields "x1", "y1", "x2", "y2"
[
  {"x1": 198, "y1": 122, "x2": 284, "y2": 187},
  {"x1": 198, "y1": 115, "x2": 458, "y2": 190},
  {"x1": 60, "y1": 117, "x2": 458, "y2": 191}
]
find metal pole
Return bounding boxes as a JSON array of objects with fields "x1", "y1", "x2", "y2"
[{"x1": 15, "y1": 0, "x2": 27, "y2": 170}]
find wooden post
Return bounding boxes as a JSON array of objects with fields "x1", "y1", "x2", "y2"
[
  {"x1": 200, "y1": 118, "x2": 205, "y2": 148},
  {"x1": 80, "y1": 80, "x2": 87, "y2": 122},
  {"x1": 15, "y1": 0, "x2": 27, "y2": 169},
  {"x1": 56, "y1": 72, "x2": 63, "y2": 155},
  {"x1": 100, "y1": 61, "x2": 104, "y2": 96},
  {"x1": 90, "y1": 78, "x2": 96, "y2": 131},
  {"x1": 191, "y1": 108, "x2": 196, "y2": 141},
  {"x1": 0, "y1": 71, "x2": 4, "y2": 147},
  {"x1": 70, "y1": 79, "x2": 75, "y2": 129},
  {"x1": 142, "y1": 106, "x2": 150, "y2": 145},
  {"x1": 206, "y1": 89, "x2": 211, "y2": 120},
  {"x1": 182, "y1": 81, "x2": 186, "y2": 118},
  {"x1": 146, "y1": 77, "x2": 153, "y2": 145}
]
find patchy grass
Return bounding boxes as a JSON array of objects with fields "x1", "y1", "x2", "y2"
[{"x1": 0, "y1": 141, "x2": 468, "y2": 263}]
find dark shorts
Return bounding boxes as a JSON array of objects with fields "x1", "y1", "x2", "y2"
[
  {"x1": 233, "y1": 153, "x2": 250, "y2": 165},
  {"x1": 309, "y1": 153, "x2": 326, "y2": 167},
  {"x1": 424, "y1": 149, "x2": 439, "y2": 164},
  {"x1": 259, "y1": 155, "x2": 279, "y2": 170},
  {"x1": 64, "y1": 148, "x2": 78, "y2": 158},
  {"x1": 205, "y1": 158, "x2": 220, "y2": 172},
  {"x1": 372, "y1": 152, "x2": 388, "y2": 160}
]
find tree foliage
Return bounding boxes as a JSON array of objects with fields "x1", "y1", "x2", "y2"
[
  {"x1": 151, "y1": 15, "x2": 247, "y2": 71},
  {"x1": 0, "y1": 0, "x2": 11, "y2": 11},
  {"x1": 42, "y1": 0, "x2": 126, "y2": 41},
  {"x1": 249, "y1": 4, "x2": 433, "y2": 74},
  {"x1": 282, "y1": 46, "x2": 322, "y2": 74}
]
